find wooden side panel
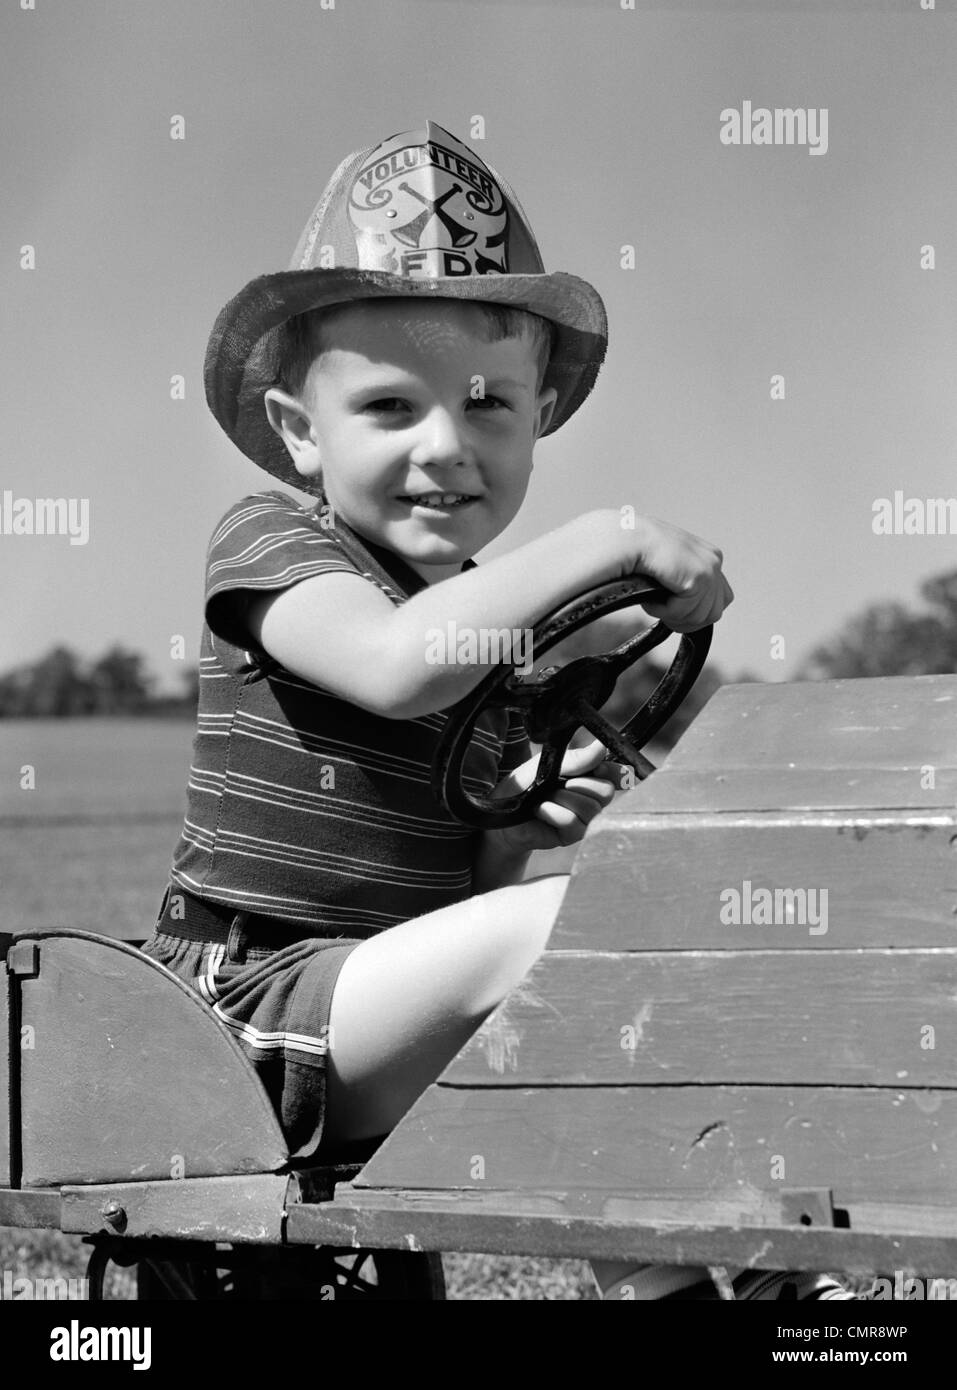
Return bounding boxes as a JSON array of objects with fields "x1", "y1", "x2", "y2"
[
  {"x1": 625, "y1": 674, "x2": 957, "y2": 813},
  {"x1": 60, "y1": 1175, "x2": 288, "y2": 1242},
  {"x1": 309, "y1": 1184, "x2": 957, "y2": 1274},
  {"x1": 17, "y1": 933, "x2": 288, "y2": 1187},
  {"x1": 326, "y1": 1181, "x2": 957, "y2": 1242},
  {"x1": 440, "y1": 949, "x2": 957, "y2": 1086},
  {"x1": 632, "y1": 769, "x2": 957, "y2": 814},
  {"x1": 353, "y1": 1084, "x2": 957, "y2": 1210},
  {"x1": 553, "y1": 814, "x2": 957, "y2": 950},
  {"x1": 0, "y1": 950, "x2": 9, "y2": 1187},
  {"x1": 661, "y1": 673, "x2": 957, "y2": 777},
  {"x1": 0, "y1": 1188, "x2": 61, "y2": 1230}
]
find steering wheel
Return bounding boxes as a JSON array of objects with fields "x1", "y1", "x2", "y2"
[{"x1": 431, "y1": 576, "x2": 713, "y2": 830}]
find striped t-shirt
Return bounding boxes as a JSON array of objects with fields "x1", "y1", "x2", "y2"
[{"x1": 167, "y1": 490, "x2": 531, "y2": 937}]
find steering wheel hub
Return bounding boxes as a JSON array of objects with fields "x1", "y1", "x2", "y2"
[{"x1": 514, "y1": 657, "x2": 620, "y2": 744}]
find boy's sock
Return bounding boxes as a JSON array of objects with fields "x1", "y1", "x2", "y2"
[
  {"x1": 591, "y1": 1262, "x2": 856, "y2": 1300},
  {"x1": 729, "y1": 1269, "x2": 856, "y2": 1300}
]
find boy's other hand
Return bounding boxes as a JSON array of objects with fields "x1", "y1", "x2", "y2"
[
  {"x1": 621, "y1": 515, "x2": 733, "y2": 632},
  {"x1": 482, "y1": 737, "x2": 619, "y2": 858}
]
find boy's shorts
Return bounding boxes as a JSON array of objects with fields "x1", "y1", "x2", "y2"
[{"x1": 141, "y1": 885, "x2": 364, "y2": 1163}]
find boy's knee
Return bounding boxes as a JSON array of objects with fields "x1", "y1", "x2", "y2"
[{"x1": 462, "y1": 873, "x2": 569, "y2": 1016}]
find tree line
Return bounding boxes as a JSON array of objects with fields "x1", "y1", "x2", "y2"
[
  {"x1": 2, "y1": 568, "x2": 953, "y2": 738},
  {"x1": 0, "y1": 645, "x2": 198, "y2": 718}
]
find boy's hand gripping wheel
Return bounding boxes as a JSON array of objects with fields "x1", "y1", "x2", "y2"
[{"x1": 432, "y1": 576, "x2": 713, "y2": 830}]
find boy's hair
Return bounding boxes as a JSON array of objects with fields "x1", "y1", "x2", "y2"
[{"x1": 276, "y1": 300, "x2": 558, "y2": 406}]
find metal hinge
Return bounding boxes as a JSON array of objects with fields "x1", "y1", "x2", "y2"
[
  {"x1": 6, "y1": 941, "x2": 39, "y2": 979},
  {"x1": 781, "y1": 1187, "x2": 845, "y2": 1228}
]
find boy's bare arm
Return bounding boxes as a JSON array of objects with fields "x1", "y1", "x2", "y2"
[{"x1": 246, "y1": 509, "x2": 730, "y2": 719}]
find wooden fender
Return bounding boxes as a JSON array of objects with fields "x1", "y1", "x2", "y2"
[
  {"x1": 5, "y1": 931, "x2": 288, "y2": 1188},
  {"x1": 0, "y1": 934, "x2": 10, "y2": 1186}
]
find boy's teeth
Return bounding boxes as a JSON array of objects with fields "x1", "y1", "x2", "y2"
[{"x1": 411, "y1": 493, "x2": 469, "y2": 508}]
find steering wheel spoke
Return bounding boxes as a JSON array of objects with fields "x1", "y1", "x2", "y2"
[
  {"x1": 528, "y1": 727, "x2": 575, "y2": 796},
  {"x1": 575, "y1": 701, "x2": 657, "y2": 781}
]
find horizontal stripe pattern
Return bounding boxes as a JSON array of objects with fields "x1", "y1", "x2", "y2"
[
  {"x1": 212, "y1": 1000, "x2": 333, "y2": 1060},
  {"x1": 167, "y1": 491, "x2": 531, "y2": 937}
]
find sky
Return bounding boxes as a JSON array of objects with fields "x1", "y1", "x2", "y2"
[{"x1": 1, "y1": 0, "x2": 955, "y2": 695}]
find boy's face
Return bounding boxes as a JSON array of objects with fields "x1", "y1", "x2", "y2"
[{"x1": 264, "y1": 300, "x2": 557, "y2": 583}]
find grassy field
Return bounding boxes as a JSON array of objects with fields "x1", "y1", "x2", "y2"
[
  {"x1": 0, "y1": 718, "x2": 598, "y2": 1299},
  {"x1": 0, "y1": 1228, "x2": 600, "y2": 1301},
  {"x1": 0, "y1": 718, "x2": 879, "y2": 1300}
]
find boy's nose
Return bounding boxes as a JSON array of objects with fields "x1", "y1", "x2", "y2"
[{"x1": 408, "y1": 408, "x2": 472, "y2": 468}]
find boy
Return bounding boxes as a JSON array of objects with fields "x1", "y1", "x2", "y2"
[{"x1": 145, "y1": 122, "x2": 849, "y2": 1300}]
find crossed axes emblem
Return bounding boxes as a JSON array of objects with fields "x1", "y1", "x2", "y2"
[{"x1": 391, "y1": 181, "x2": 478, "y2": 249}]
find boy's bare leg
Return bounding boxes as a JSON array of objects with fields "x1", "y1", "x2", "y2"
[
  {"x1": 323, "y1": 873, "x2": 568, "y2": 1144},
  {"x1": 325, "y1": 879, "x2": 853, "y2": 1301}
]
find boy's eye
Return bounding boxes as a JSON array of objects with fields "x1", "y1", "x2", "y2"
[{"x1": 361, "y1": 394, "x2": 509, "y2": 415}]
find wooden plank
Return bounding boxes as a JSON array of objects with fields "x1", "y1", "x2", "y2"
[
  {"x1": 352, "y1": 1084, "x2": 957, "y2": 1210},
  {"x1": 623, "y1": 674, "x2": 957, "y2": 813},
  {"x1": 0, "y1": 1187, "x2": 62, "y2": 1230},
  {"x1": 0, "y1": 956, "x2": 9, "y2": 1187},
  {"x1": 554, "y1": 813, "x2": 957, "y2": 949},
  {"x1": 17, "y1": 932, "x2": 288, "y2": 1186},
  {"x1": 631, "y1": 769, "x2": 957, "y2": 814},
  {"x1": 440, "y1": 949, "x2": 957, "y2": 1086},
  {"x1": 316, "y1": 1183, "x2": 957, "y2": 1240},
  {"x1": 665, "y1": 674, "x2": 957, "y2": 776},
  {"x1": 299, "y1": 1184, "x2": 957, "y2": 1276},
  {"x1": 60, "y1": 1175, "x2": 288, "y2": 1243}
]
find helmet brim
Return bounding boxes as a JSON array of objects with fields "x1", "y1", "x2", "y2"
[{"x1": 204, "y1": 267, "x2": 608, "y2": 490}]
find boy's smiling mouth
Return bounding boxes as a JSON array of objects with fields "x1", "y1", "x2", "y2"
[{"x1": 397, "y1": 491, "x2": 479, "y2": 511}]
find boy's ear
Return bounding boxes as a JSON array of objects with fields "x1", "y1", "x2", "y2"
[
  {"x1": 533, "y1": 385, "x2": 559, "y2": 439},
  {"x1": 263, "y1": 388, "x2": 321, "y2": 481}
]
